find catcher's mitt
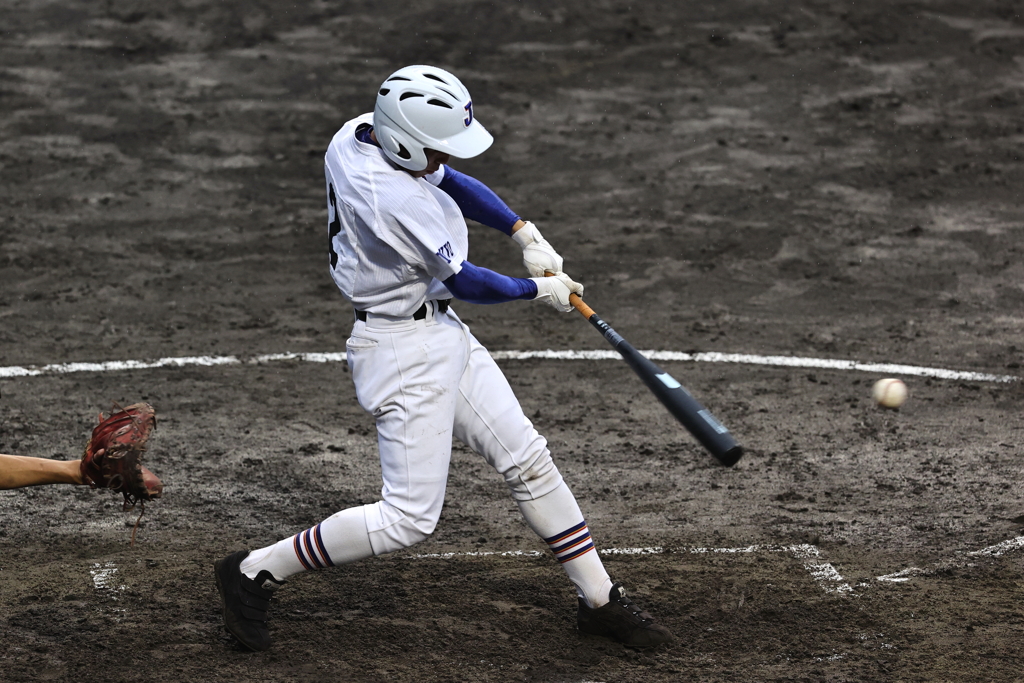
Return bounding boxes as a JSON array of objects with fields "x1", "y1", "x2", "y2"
[{"x1": 81, "y1": 402, "x2": 163, "y2": 511}]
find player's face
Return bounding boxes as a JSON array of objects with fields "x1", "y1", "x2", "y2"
[{"x1": 409, "y1": 149, "x2": 450, "y2": 177}]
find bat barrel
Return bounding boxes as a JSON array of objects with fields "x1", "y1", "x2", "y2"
[{"x1": 587, "y1": 313, "x2": 743, "y2": 467}]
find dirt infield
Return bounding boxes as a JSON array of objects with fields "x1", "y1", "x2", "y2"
[{"x1": 2, "y1": 1, "x2": 1023, "y2": 681}]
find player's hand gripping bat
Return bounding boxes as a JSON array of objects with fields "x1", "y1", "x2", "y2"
[{"x1": 550, "y1": 273, "x2": 743, "y2": 467}]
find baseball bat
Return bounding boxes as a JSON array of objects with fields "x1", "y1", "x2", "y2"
[{"x1": 551, "y1": 274, "x2": 743, "y2": 467}]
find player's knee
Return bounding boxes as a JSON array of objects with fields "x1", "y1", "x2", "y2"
[
  {"x1": 391, "y1": 517, "x2": 435, "y2": 549},
  {"x1": 367, "y1": 503, "x2": 440, "y2": 554},
  {"x1": 505, "y1": 452, "x2": 563, "y2": 501}
]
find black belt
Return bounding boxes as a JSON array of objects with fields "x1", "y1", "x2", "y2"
[{"x1": 355, "y1": 299, "x2": 450, "y2": 322}]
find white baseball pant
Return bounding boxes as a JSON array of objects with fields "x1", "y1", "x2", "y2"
[{"x1": 241, "y1": 301, "x2": 612, "y2": 606}]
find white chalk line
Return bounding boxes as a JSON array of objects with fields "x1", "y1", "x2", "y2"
[
  {"x1": 90, "y1": 561, "x2": 129, "y2": 622},
  {"x1": 875, "y1": 535, "x2": 1024, "y2": 583},
  {"x1": 412, "y1": 543, "x2": 855, "y2": 596},
  {"x1": 492, "y1": 351, "x2": 1019, "y2": 383},
  {"x1": 412, "y1": 536, "x2": 1024, "y2": 597},
  {"x1": 967, "y1": 535, "x2": 1024, "y2": 557},
  {"x1": 90, "y1": 561, "x2": 124, "y2": 597},
  {"x1": 0, "y1": 350, "x2": 1017, "y2": 382}
]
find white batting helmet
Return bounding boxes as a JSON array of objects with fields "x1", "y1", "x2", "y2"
[{"x1": 372, "y1": 65, "x2": 493, "y2": 172}]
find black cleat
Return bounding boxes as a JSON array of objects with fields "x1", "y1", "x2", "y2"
[
  {"x1": 214, "y1": 550, "x2": 285, "y2": 651},
  {"x1": 577, "y1": 582, "x2": 675, "y2": 648}
]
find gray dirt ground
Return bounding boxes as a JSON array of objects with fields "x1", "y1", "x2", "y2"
[{"x1": 1, "y1": 1, "x2": 1023, "y2": 681}]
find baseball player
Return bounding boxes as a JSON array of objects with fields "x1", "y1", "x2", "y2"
[{"x1": 215, "y1": 65, "x2": 673, "y2": 651}]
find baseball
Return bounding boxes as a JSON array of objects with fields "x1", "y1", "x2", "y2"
[{"x1": 872, "y1": 378, "x2": 908, "y2": 408}]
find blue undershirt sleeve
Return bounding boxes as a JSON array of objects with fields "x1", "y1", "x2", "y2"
[
  {"x1": 443, "y1": 261, "x2": 538, "y2": 305},
  {"x1": 437, "y1": 166, "x2": 521, "y2": 235}
]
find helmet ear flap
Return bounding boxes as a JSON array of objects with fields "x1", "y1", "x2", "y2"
[{"x1": 373, "y1": 120, "x2": 428, "y2": 172}]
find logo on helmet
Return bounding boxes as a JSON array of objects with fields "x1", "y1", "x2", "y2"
[{"x1": 463, "y1": 101, "x2": 474, "y2": 127}]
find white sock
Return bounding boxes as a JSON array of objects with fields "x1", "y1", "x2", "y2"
[
  {"x1": 516, "y1": 482, "x2": 614, "y2": 608},
  {"x1": 239, "y1": 506, "x2": 375, "y2": 581}
]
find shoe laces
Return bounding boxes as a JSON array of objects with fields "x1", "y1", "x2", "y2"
[{"x1": 614, "y1": 591, "x2": 650, "y2": 622}]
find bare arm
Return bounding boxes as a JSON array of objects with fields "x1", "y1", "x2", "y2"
[{"x1": 0, "y1": 453, "x2": 83, "y2": 489}]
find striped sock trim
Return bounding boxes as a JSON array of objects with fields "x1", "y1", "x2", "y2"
[
  {"x1": 545, "y1": 520, "x2": 587, "y2": 545},
  {"x1": 293, "y1": 523, "x2": 334, "y2": 571},
  {"x1": 544, "y1": 521, "x2": 595, "y2": 564}
]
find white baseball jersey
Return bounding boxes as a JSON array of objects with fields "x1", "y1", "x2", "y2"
[{"x1": 324, "y1": 113, "x2": 468, "y2": 317}]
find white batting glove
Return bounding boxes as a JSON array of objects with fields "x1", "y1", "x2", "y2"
[
  {"x1": 531, "y1": 272, "x2": 584, "y2": 313},
  {"x1": 511, "y1": 221, "x2": 564, "y2": 277}
]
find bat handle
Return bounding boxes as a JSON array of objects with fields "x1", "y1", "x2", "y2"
[
  {"x1": 569, "y1": 292, "x2": 593, "y2": 318},
  {"x1": 545, "y1": 271, "x2": 595, "y2": 318}
]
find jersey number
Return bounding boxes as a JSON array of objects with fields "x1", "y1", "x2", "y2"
[{"x1": 328, "y1": 183, "x2": 342, "y2": 268}]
